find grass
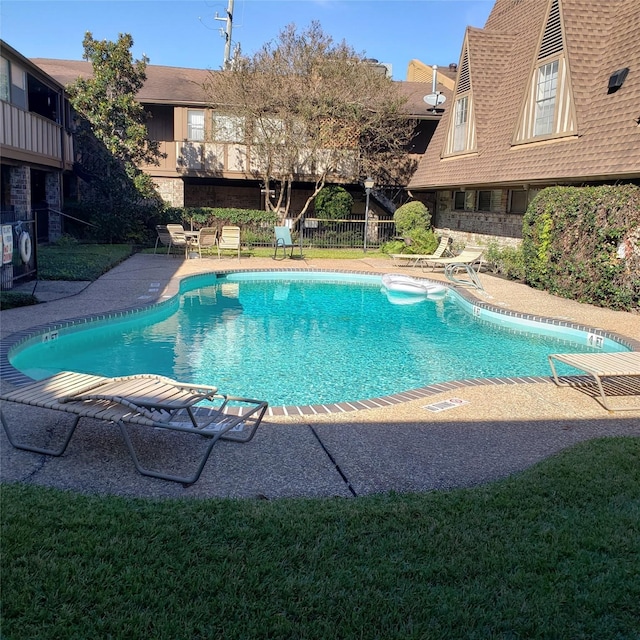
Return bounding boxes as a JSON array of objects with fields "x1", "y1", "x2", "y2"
[
  {"x1": 0, "y1": 243, "x2": 134, "y2": 310},
  {"x1": 2, "y1": 437, "x2": 639, "y2": 639},
  {"x1": 36, "y1": 242, "x2": 135, "y2": 280}
]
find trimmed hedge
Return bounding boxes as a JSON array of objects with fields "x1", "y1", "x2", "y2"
[
  {"x1": 164, "y1": 207, "x2": 279, "y2": 228},
  {"x1": 522, "y1": 185, "x2": 640, "y2": 312}
]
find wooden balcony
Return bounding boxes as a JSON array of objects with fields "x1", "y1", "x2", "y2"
[{"x1": 0, "y1": 102, "x2": 73, "y2": 170}]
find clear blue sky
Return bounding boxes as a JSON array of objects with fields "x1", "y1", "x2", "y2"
[{"x1": 1, "y1": 0, "x2": 493, "y2": 80}]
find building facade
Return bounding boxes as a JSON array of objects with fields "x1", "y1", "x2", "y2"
[
  {"x1": 33, "y1": 59, "x2": 445, "y2": 221},
  {"x1": 0, "y1": 41, "x2": 74, "y2": 286},
  {"x1": 408, "y1": 0, "x2": 640, "y2": 246}
]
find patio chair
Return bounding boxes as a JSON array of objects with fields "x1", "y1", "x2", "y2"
[
  {"x1": 192, "y1": 227, "x2": 218, "y2": 257},
  {"x1": 390, "y1": 235, "x2": 451, "y2": 268},
  {"x1": 0, "y1": 371, "x2": 268, "y2": 485},
  {"x1": 548, "y1": 351, "x2": 640, "y2": 411},
  {"x1": 154, "y1": 225, "x2": 176, "y2": 255},
  {"x1": 273, "y1": 226, "x2": 301, "y2": 260},
  {"x1": 217, "y1": 225, "x2": 241, "y2": 259},
  {"x1": 166, "y1": 224, "x2": 197, "y2": 258}
]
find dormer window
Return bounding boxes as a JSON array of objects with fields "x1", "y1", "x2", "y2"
[
  {"x1": 443, "y1": 42, "x2": 476, "y2": 156},
  {"x1": 513, "y1": 0, "x2": 576, "y2": 144},
  {"x1": 534, "y1": 60, "x2": 558, "y2": 136},
  {"x1": 453, "y1": 96, "x2": 469, "y2": 152}
]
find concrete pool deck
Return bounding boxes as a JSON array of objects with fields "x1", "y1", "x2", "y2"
[{"x1": 1, "y1": 253, "x2": 639, "y2": 499}]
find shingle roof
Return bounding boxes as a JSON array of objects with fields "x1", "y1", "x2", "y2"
[
  {"x1": 408, "y1": 0, "x2": 640, "y2": 190},
  {"x1": 32, "y1": 58, "x2": 439, "y2": 117},
  {"x1": 31, "y1": 59, "x2": 212, "y2": 104}
]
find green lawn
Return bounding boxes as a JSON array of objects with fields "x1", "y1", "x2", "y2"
[
  {"x1": 36, "y1": 243, "x2": 135, "y2": 280},
  {"x1": 2, "y1": 437, "x2": 639, "y2": 639}
]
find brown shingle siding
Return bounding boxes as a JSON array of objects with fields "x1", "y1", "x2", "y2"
[{"x1": 409, "y1": 0, "x2": 640, "y2": 191}]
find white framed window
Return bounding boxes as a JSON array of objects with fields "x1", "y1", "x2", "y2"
[
  {"x1": 187, "y1": 109, "x2": 205, "y2": 141},
  {"x1": 453, "y1": 96, "x2": 468, "y2": 152},
  {"x1": 212, "y1": 114, "x2": 244, "y2": 143},
  {"x1": 534, "y1": 60, "x2": 558, "y2": 136}
]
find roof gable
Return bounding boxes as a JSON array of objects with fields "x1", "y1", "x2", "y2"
[
  {"x1": 409, "y1": 0, "x2": 640, "y2": 191},
  {"x1": 513, "y1": 0, "x2": 577, "y2": 143}
]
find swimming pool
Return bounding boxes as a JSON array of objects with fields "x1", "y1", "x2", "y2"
[{"x1": 9, "y1": 271, "x2": 628, "y2": 407}]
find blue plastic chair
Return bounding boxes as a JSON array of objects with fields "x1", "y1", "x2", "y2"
[{"x1": 273, "y1": 226, "x2": 301, "y2": 260}]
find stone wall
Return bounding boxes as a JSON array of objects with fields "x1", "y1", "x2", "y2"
[
  {"x1": 434, "y1": 189, "x2": 524, "y2": 247},
  {"x1": 9, "y1": 166, "x2": 29, "y2": 216},
  {"x1": 45, "y1": 172, "x2": 62, "y2": 241},
  {"x1": 154, "y1": 177, "x2": 184, "y2": 207}
]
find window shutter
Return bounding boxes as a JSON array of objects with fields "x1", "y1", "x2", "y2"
[
  {"x1": 538, "y1": 0, "x2": 563, "y2": 60},
  {"x1": 457, "y1": 49, "x2": 471, "y2": 94}
]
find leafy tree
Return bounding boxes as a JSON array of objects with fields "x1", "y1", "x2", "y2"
[
  {"x1": 69, "y1": 32, "x2": 162, "y2": 167},
  {"x1": 204, "y1": 22, "x2": 416, "y2": 227},
  {"x1": 67, "y1": 33, "x2": 164, "y2": 241}
]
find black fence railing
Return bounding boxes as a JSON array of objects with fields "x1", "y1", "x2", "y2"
[{"x1": 246, "y1": 218, "x2": 396, "y2": 250}]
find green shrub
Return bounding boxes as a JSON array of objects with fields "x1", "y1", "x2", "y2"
[
  {"x1": 393, "y1": 201, "x2": 431, "y2": 236},
  {"x1": 381, "y1": 239, "x2": 406, "y2": 255},
  {"x1": 485, "y1": 242, "x2": 526, "y2": 281},
  {"x1": 163, "y1": 207, "x2": 278, "y2": 229},
  {"x1": 403, "y1": 228, "x2": 438, "y2": 255},
  {"x1": 522, "y1": 185, "x2": 640, "y2": 311},
  {"x1": 314, "y1": 186, "x2": 354, "y2": 220},
  {"x1": 0, "y1": 291, "x2": 38, "y2": 310}
]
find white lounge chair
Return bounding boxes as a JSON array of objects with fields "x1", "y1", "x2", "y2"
[
  {"x1": 421, "y1": 247, "x2": 484, "y2": 271},
  {"x1": 390, "y1": 235, "x2": 451, "y2": 268},
  {"x1": 548, "y1": 352, "x2": 640, "y2": 411},
  {"x1": 1, "y1": 371, "x2": 268, "y2": 484},
  {"x1": 163, "y1": 224, "x2": 198, "y2": 258}
]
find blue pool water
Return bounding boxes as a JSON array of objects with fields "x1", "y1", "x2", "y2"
[{"x1": 11, "y1": 272, "x2": 626, "y2": 406}]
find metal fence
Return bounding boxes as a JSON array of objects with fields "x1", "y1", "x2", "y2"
[
  {"x1": 247, "y1": 218, "x2": 397, "y2": 250},
  {"x1": 0, "y1": 211, "x2": 37, "y2": 289}
]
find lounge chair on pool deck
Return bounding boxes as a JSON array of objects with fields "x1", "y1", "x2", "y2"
[
  {"x1": 390, "y1": 235, "x2": 451, "y2": 268},
  {"x1": 421, "y1": 247, "x2": 484, "y2": 271},
  {"x1": 548, "y1": 351, "x2": 640, "y2": 411},
  {"x1": 0, "y1": 371, "x2": 268, "y2": 484}
]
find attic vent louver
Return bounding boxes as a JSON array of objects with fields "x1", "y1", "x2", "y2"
[
  {"x1": 608, "y1": 67, "x2": 629, "y2": 94},
  {"x1": 457, "y1": 49, "x2": 471, "y2": 94},
  {"x1": 538, "y1": 0, "x2": 563, "y2": 60}
]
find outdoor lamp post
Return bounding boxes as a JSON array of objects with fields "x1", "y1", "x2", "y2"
[{"x1": 363, "y1": 177, "x2": 375, "y2": 253}]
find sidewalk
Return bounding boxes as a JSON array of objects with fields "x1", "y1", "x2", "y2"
[{"x1": 1, "y1": 253, "x2": 639, "y2": 500}]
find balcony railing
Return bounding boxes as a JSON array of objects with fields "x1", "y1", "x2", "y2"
[{"x1": 0, "y1": 102, "x2": 71, "y2": 168}]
